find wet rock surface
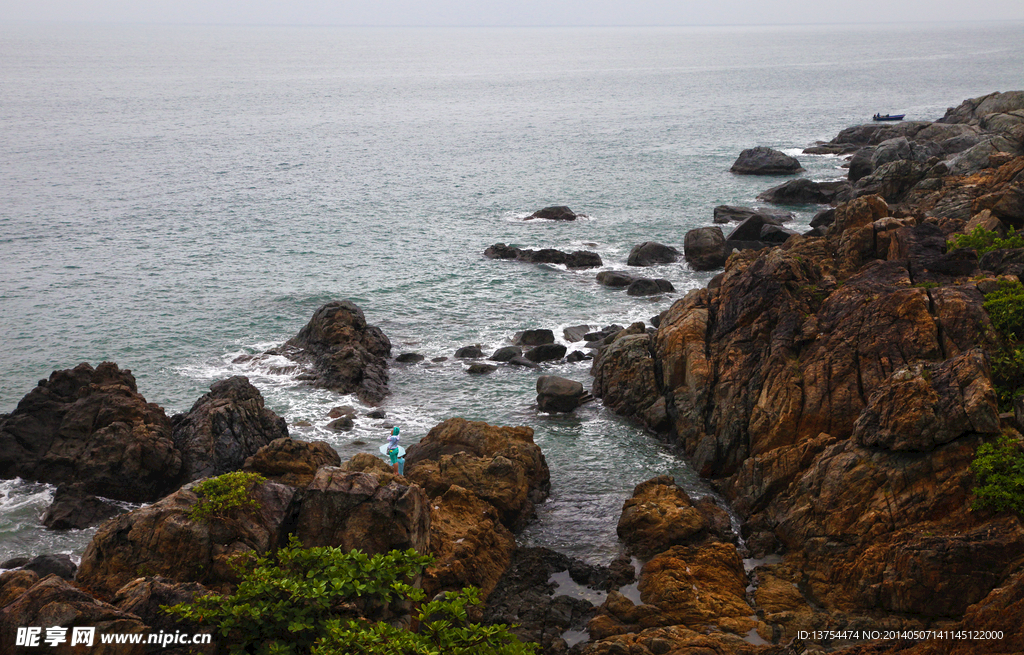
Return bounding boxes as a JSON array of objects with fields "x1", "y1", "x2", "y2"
[
  {"x1": 280, "y1": 300, "x2": 392, "y2": 405},
  {"x1": 730, "y1": 146, "x2": 804, "y2": 175},
  {"x1": 485, "y1": 243, "x2": 603, "y2": 269}
]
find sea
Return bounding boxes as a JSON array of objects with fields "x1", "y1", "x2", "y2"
[{"x1": 2, "y1": 20, "x2": 1023, "y2": 566}]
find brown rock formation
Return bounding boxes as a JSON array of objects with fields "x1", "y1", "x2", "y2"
[
  {"x1": 405, "y1": 418, "x2": 550, "y2": 531},
  {"x1": 280, "y1": 300, "x2": 392, "y2": 404},
  {"x1": 77, "y1": 479, "x2": 298, "y2": 597},
  {"x1": 0, "y1": 575, "x2": 148, "y2": 655},
  {"x1": 422, "y1": 484, "x2": 516, "y2": 601},
  {"x1": 616, "y1": 475, "x2": 732, "y2": 559},
  {"x1": 0, "y1": 362, "x2": 182, "y2": 502},
  {"x1": 294, "y1": 467, "x2": 429, "y2": 554},
  {"x1": 243, "y1": 436, "x2": 341, "y2": 487}
]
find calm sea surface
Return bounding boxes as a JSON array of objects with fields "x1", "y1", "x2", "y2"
[{"x1": 2, "y1": 20, "x2": 1023, "y2": 564}]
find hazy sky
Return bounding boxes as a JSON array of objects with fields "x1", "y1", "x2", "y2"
[{"x1": 3, "y1": 0, "x2": 1024, "y2": 27}]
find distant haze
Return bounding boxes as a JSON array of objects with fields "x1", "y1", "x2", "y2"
[{"x1": 3, "y1": 0, "x2": 1024, "y2": 26}]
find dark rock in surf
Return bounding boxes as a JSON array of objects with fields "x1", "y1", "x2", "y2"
[
  {"x1": 468, "y1": 363, "x2": 498, "y2": 374},
  {"x1": 282, "y1": 300, "x2": 392, "y2": 405},
  {"x1": 760, "y1": 224, "x2": 801, "y2": 244},
  {"x1": 525, "y1": 344, "x2": 568, "y2": 363},
  {"x1": 395, "y1": 352, "x2": 425, "y2": 363},
  {"x1": 0, "y1": 362, "x2": 182, "y2": 503},
  {"x1": 627, "y1": 242, "x2": 681, "y2": 266},
  {"x1": 42, "y1": 484, "x2": 123, "y2": 531},
  {"x1": 525, "y1": 206, "x2": 578, "y2": 221},
  {"x1": 757, "y1": 178, "x2": 854, "y2": 205},
  {"x1": 626, "y1": 278, "x2": 675, "y2": 296},
  {"x1": 562, "y1": 325, "x2": 591, "y2": 342},
  {"x1": 484, "y1": 244, "x2": 602, "y2": 269},
  {"x1": 490, "y1": 346, "x2": 523, "y2": 362},
  {"x1": 713, "y1": 205, "x2": 794, "y2": 224},
  {"x1": 536, "y1": 376, "x2": 588, "y2": 413},
  {"x1": 596, "y1": 271, "x2": 637, "y2": 288},
  {"x1": 730, "y1": 146, "x2": 804, "y2": 175},
  {"x1": 326, "y1": 417, "x2": 354, "y2": 431},
  {"x1": 508, "y1": 355, "x2": 541, "y2": 369},
  {"x1": 513, "y1": 329, "x2": 555, "y2": 346},
  {"x1": 170, "y1": 376, "x2": 288, "y2": 482},
  {"x1": 684, "y1": 226, "x2": 728, "y2": 271},
  {"x1": 18, "y1": 554, "x2": 78, "y2": 581},
  {"x1": 455, "y1": 345, "x2": 485, "y2": 359}
]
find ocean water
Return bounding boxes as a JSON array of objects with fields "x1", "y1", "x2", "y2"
[{"x1": 2, "y1": 20, "x2": 1023, "y2": 565}]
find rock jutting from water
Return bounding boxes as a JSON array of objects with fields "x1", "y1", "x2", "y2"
[
  {"x1": 729, "y1": 146, "x2": 804, "y2": 175},
  {"x1": 484, "y1": 243, "x2": 603, "y2": 269},
  {"x1": 278, "y1": 300, "x2": 392, "y2": 405}
]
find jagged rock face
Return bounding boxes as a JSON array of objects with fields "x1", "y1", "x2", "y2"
[
  {"x1": 616, "y1": 476, "x2": 732, "y2": 559},
  {"x1": 853, "y1": 349, "x2": 999, "y2": 451},
  {"x1": 77, "y1": 480, "x2": 298, "y2": 597},
  {"x1": 405, "y1": 418, "x2": 550, "y2": 531},
  {"x1": 0, "y1": 576, "x2": 149, "y2": 655},
  {"x1": 294, "y1": 467, "x2": 429, "y2": 555},
  {"x1": 112, "y1": 577, "x2": 212, "y2": 635},
  {"x1": 592, "y1": 331, "x2": 668, "y2": 433},
  {"x1": 0, "y1": 362, "x2": 182, "y2": 502},
  {"x1": 242, "y1": 437, "x2": 341, "y2": 487},
  {"x1": 283, "y1": 300, "x2": 392, "y2": 405},
  {"x1": 594, "y1": 185, "x2": 1024, "y2": 627},
  {"x1": 171, "y1": 376, "x2": 289, "y2": 481},
  {"x1": 422, "y1": 484, "x2": 515, "y2": 601}
]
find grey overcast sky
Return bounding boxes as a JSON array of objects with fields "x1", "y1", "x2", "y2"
[{"x1": 3, "y1": 0, "x2": 1024, "y2": 27}]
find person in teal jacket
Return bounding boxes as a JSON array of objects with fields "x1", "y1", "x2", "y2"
[{"x1": 385, "y1": 426, "x2": 404, "y2": 475}]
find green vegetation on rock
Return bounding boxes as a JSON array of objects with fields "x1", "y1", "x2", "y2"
[
  {"x1": 971, "y1": 433, "x2": 1024, "y2": 514},
  {"x1": 982, "y1": 280, "x2": 1024, "y2": 411},
  {"x1": 187, "y1": 471, "x2": 266, "y2": 523},
  {"x1": 950, "y1": 226, "x2": 1024, "y2": 255},
  {"x1": 164, "y1": 537, "x2": 535, "y2": 655}
]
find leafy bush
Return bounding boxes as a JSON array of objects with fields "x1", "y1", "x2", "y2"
[
  {"x1": 164, "y1": 538, "x2": 535, "y2": 655},
  {"x1": 971, "y1": 434, "x2": 1024, "y2": 514},
  {"x1": 950, "y1": 226, "x2": 1024, "y2": 255},
  {"x1": 188, "y1": 471, "x2": 266, "y2": 523},
  {"x1": 983, "y1": 280, "x2": 1024, "y2": 341},
  {"x1": 991, "y1": 346, "x2": 1024, "y2": 411},
  {"x1": 314, "y1": 588, "x2": 537, "y2": 655}
]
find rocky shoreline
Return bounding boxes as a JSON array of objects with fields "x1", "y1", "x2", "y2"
[{"x1": 2, "y1": 91, "x2": 1024, "y2": 654}]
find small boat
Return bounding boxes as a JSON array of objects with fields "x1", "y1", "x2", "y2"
[{"x1": 873, "y1": 113, "x2": 905, "y2": 122}]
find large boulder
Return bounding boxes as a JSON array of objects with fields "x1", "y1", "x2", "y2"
[
  {"x1": 627, "y1": 242, "x2": 680, "y2": 266},
  {"x1": 0, "y1": 576, "x2": 149, "y2": 655},
  {"x1": 617, "y1": 476, "x2": 732, "y2": 559},
  {"x1": 626, "y1": 278, "x2": 674, "y2": 296},
  {"x1": 513, "y1": 329, "x2": 555, "y2": 346},
  {"x1": 730, "y1": 146, "x2": 804, "y2": 175},
  {"x1": 591, "y1": 332, "x2": 668, "y2": 432},
  {"x1": 281, "y1": 301, "x2": 392, "y2": 405},
  {"x1": 0, "y1": 362, "x2": 182, "y2": 502},
  {"x1": 242, "y1": 437, "x2": 341, "y2": 487},
  {"x1": 294, "y1": 467, "x2": 429, "y2": 555},
  {"x1": 536, "y1": 375, "x2": 588, "y2": 413},
  {"x1": 423, "y1": 485, "x2": 516, "y2": 600},
  {"x1": 524, "y1": 343, "x2": 568, "y2": 362},
  {"x1": 684, "y1": 226, "x2": 728, "y2": 270},
  {"x1": 76, "y1": 479, "x2": 298, "y2": 597},
  {"x1": 726, "y1": 213, "x2": 783, "y2": 242},
  {"x1": 757, "y1": 178, "x2": 853, "y2": 205},
  {"x1": 171, "y1": 376, "x2": 288, "y2": 482},
  {"x1": 405, "y1": 418, "x2": 550, "y2": 531},
  {"x1": 526, "y1": 205, "x2": 578, "y2": 221}
]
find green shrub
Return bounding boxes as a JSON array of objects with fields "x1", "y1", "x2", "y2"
[
  {"x1": 164, "y1": 538, "x2": 535, "y2": 655},
  {"x1": 314, "y1": 588, "x2": 537, "y2": 655},
  {"x1": 991, "y1": 347, "x2": 1024, "y2": 411},
  {"x1": 950, "y1": 226, "x2": 1024, "y2": 255},
  {"x1": 983, "y1": 280, "x2": 1024, "y2": 341},
  {"x1": 188, "y1": 471, "x2": 266, "y2": 523},
  {"x1": 971, "y1": 434, "x2": 1024, "y2": 514}
]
